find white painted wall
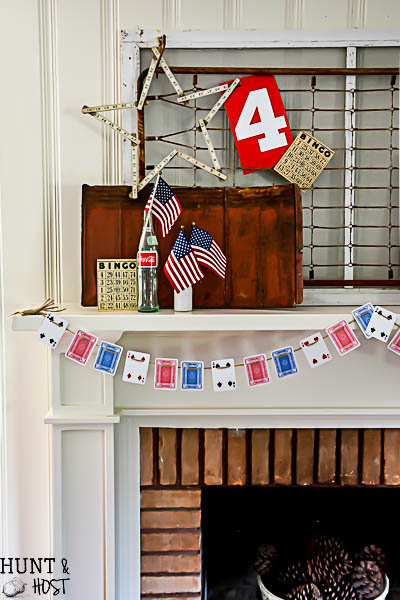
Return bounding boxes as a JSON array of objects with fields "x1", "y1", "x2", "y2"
[{"x1": 0, "y1": 0, "x2": 399, "y2": 592}]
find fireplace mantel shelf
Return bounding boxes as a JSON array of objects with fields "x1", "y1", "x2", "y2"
[{"x1": 12, "y1": 303, "x2": 369, "y2": 332}]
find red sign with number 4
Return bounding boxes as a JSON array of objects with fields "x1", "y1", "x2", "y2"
[{"x1": 224, "y1": 75, "x2": 292, "y2": 174}]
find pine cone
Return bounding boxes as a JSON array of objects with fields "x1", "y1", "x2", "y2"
[
  {"x1": 286, "y1": 583, "x2": 323, "y2": 600},
  {"x1": 276, "y1": 560, "x2": 309, "y2": 588},
  {"x1": 359, "y1": 546, "x2": 386, "y2": 573},
  {"x1": 308, "y1": 534, "x2": 346, "y2": 556},
  {"x1": 323, "y1": 577, "x2": 357, "y2": 600},
  {"x1": 352, "y1": 560, "x2": 385, "y2": 599},
  {"x1": 254, "y1": 544, "x2": 278, "y2": 576},
  {"x1": 308, "y1": 547, "x2": 353, "y2": 584}
]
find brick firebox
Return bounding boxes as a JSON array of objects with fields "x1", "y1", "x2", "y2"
[{"x1": 139, "y1": 428, "x2": 400, "y2": 599}]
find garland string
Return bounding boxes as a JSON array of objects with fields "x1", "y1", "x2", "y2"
[{"x1": 13, "y1": 300, "x2": 399, "y2": 371}]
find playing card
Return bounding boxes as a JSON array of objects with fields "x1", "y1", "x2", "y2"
[
  {"x1": 65, "y1": 329, "x2": 98, "y2": 365},
  {"x1": 300, "y1": 332, "x2": 331, "y2": 369},
  {"x1": 352, "y1": 303, "x2": 374, "y2": 339},
  {"x1": 122, "y1": 350, "x2": 150, "y2": 384},
  {"x1": 244, "y1": 354, "x2": 270, "y2": 387},
  {"x1": 93, "y1": 341, "x2": 123, "y2": 375},
  {"x1": 211, "y1": 358, "x2": 236, "y2": 392},
  {"x1": 387, "y1": 328, "x2": 400, "y2": 356},
  {"x1": 365, "y1": 305, "x2": 397, "y2": 342},
  {"x1": 326, "y1": 320, "x2": 360, "y2": 356},
  {"x1": 154, "y1": 358, "x2": 178, "y2": 390},
  {"x1": 36, "y1": 312, "x2": 69, "y2": 349},
  {"x1": 271, "y1": 347, "x2": 298, "y2": 379},
  {"x1": 181, "y1": 361, "x2": 204, "y2": 391}
]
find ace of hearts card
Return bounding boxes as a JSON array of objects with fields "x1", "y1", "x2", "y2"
[
  {"x1": 300, "y1": 332, "x2": 331, "y2": 368},
  {"x1": 365, "y1": 305, "x2": 397, "y2": 342},
  {"x1": 326, "y1": 320, "x2": 360, "y2": 356},
  {"x1": 122, "y1": 350, "x2": 150, "y2": 384},
  {"x1": 244, "y1": 354, "x2": 270, "y2": 387},
  {"x1": 36, "y1": 312, "x2": 69, "y2": 349},
  {"x1": 65, "y1": 329, "x2": 98, "y2": 365},
  {"x1": 211, "y1": 359, "x2": 237, "y2": 392},
  {"x1": 154, "y1": 358, "x2": 178, "y2": 391}
]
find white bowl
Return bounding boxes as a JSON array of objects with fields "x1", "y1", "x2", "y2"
[{"x1": 257, "y1": 574, "x2": 389, "y2": 600}]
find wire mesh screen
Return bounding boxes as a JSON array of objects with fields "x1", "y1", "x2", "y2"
[{"x1": 137, "y1": 55, "x2": 399, "y2": 286}]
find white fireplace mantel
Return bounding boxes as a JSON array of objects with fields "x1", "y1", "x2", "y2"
[
  {"x1": 12, "y1": 303, "x2": 368, "y2": 333},
  {"x1": 12, "y1": 307, "x2": 400, "y2": 600}
]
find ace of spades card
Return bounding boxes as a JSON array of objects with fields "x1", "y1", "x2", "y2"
[
  {"x1": 36, "y1": 312, "x2": 69, "y2": 349},
  {"x1": 300, "y1": 332, "x2": 331, "y2": 369},
  {"x1": 365, "y1": 305, "x2": 397, "y2": 342},
  {"x1": 122, "y1": 350, "x2": 150, "y2": 385},
  {"x1": 211, "y1": 358, "x2": 237, "y2": 392}
]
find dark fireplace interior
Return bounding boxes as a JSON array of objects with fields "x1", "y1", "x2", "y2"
[{"x1": 202, "y1": 487, "x2": 400, "y2": 600}]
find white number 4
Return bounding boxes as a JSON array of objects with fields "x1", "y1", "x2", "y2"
[{"x1": 235, "y1": 88, "x2": 288, "y2": 152}]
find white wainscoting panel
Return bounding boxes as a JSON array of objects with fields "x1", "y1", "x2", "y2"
[
  {"x1": 114, "y1": 416, "x2": 140, "y2": 600},
  {"x1": 240, "y1": 1, "x2": 285, "y2": 29},
  {"x1": 180, "y1": 1, "x2": 224, "y2": 29},
  {"x1": 120, "y1": 0, "x2": 163, "y2": 29},
  {"x1": 57, "y1": 0, "x2": 104, "y2": 303},
  {"x1": 302, "y1": 0, "x2": 351, "y2": 29},
  {"x1": 365, "y1": 0, "x2": 400, "y2": 27},
  {"x1": 51, "y1": 352, "x2": 114, "y2": 416},
  {"x1": 54, "y1": 425, "x2": 115, "y2": 599}
]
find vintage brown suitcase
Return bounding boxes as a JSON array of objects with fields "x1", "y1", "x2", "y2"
[{"x1": 81, "y1": 184, "x2": 303, "y2": 308}]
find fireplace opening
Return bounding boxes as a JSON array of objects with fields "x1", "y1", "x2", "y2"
[{"x1": 201, "y1": 487, "x2": 400, "y2": 600}]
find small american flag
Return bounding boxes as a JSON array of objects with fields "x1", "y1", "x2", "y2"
[
  {"x1": 189, "y1": 225, "x2": 227, "y2": 279},
  {"x1": 164, "y1": 230, "x2": 204, "y2": 293},
  {"x1": 145, "y1": 177, "x2": 182, "y2": 237}
]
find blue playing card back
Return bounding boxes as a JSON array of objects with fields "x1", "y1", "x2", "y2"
[
  {"x1": 352, "y1": 303, "x2": 374, "y2": 338},
  {"x1": 94, "y1": 341, "x2": 123, "y2": 375},
  {"x1": 272, "y1": 346, "x2": 298, "y2": 378},
  {"x1": 181, "y1": 361, "x2": 204, "y2": 391}
]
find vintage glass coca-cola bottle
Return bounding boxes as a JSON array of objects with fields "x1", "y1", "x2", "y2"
[{"x1": 137, "y1": 212, "x2": 159, "y2": 312}]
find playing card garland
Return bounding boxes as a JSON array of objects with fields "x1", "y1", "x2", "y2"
[
  {"x1": 211, "y1": 359, "x2": 237, "y2": 392},
  {"x1": 122, "y1": 351, "x2": 150, "y2": 384},
  {"x1": 36, "y1": 312, "x2": 68, "y2": 349},
  {"x1": 14, "y1": 300, "x2": 400, "y2": 389}
]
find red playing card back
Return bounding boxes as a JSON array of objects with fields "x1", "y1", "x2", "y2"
[{"x1": 224, "y1": 75, "x2": 292, "y2": 174}]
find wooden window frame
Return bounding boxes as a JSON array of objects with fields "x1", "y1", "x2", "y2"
[{"x1": 121, "y1": 28, "x2": 400, "y2": 305}]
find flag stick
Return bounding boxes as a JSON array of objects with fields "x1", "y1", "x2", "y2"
[{"x1": 138, "y1": 172, "x2": 161, "y2": 254}]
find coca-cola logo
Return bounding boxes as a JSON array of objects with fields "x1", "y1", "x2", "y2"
[{"x1": 138, "y1": 251, "x2": 158, "y2": 267}]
